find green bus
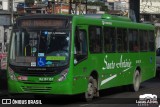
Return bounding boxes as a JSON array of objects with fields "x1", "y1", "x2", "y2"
[{"x1": 8, "y1": 14, "x2": 155, "y2": 101}]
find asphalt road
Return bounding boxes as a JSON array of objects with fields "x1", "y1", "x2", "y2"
[{"x1": 0, "y1": 77, "x2": 160, "y2": 107}]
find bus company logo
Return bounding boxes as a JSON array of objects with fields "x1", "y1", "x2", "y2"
[
  {"x1": 2, "y1": 99, "x2": 42, "y2": 104},
  {"x1": 2, "y1": 99, "x2": 11, "y2": 104},
  {"x1": 102, "y1": 21, "x2": 112, "y2": 25},
  {"x1": 136, "y1": 94, "x2": 159, "y2": 106}
]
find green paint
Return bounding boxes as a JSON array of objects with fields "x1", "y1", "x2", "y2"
[{"x1": 8, "y1": 14, "x2": 156, "y2": 96}]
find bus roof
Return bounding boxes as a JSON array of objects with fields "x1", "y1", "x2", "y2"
[
  {"x1": 73, "y1": 14, "x2": 155, "y2": 30},
  {"x1": 84, "y1": 14, "x2": 131, "y2": 22},
  {"x1": 15, "y1": 14, "x2": 155, "y2": 30}
]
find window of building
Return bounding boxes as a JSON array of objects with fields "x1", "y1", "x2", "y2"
[
  {"x1": 36, "y1": 10, "x2": 41, "y2": 13},
  {"x1": 143, "y1": 14, "x2": 151, "y2": 22}
]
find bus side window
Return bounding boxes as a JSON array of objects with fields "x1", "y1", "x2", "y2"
[
  {"x1": 74, "y1": 29, "x2": 87, "y2": 63},
  {"x1": 104, "y1": 27, "x2": 116, "y2": 52},
  {"x1": 117, "y1": 28, "x2": 128, "y2": 52},
  {"x1": 129, "y1": 29, "x2": 139, "y2": 52},
  {"x1": 148, "y1": 31, "x2": 155, "y2": 52},
  {"x1": 89, "y1": 26, "x2": 102, "y2": 53},
  {"x1": 140, "y1": 30, "x2": 148, "y2": 51}
]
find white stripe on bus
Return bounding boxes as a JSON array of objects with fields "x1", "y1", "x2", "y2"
[{"x1": 100, "y1": 74, "x2": 117, "y2": 86}]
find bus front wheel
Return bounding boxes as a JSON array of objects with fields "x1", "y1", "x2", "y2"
[
  {"x1": 131, "y1": 70, "x2": 141, "y2": 92},
  {"x1": 85, "y1": 76, "x2": 98, "y2": 101}
]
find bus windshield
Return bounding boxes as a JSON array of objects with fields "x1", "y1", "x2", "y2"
[{"x1": 9, "y1": 29, "x2": 70, "y2": 67}]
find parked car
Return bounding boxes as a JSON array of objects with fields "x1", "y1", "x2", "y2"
[{"x1": 156, "y1": 48, "x2": 160, "y2": 78}]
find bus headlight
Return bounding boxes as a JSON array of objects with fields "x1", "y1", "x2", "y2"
[
  {"x1": 58, "y1": 69, "x2": 68, "y2": 82},
  {"x1": 8, "y1": 67, "x2": 17, "y2": 81}
]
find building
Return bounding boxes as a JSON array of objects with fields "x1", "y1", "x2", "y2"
[
  {"x1": 140, "y1": 0, "x2": 160, "y2": 22},
  {"x1": 140, "y1": 0, "x2": 160, "y2": 49},
  {"x1": 0, "y1": 0, "x2": 12, "y2": 70},
  {"x1": 0, "y1": 0, "x2": 9, "y2": 10},
  {"x1": 106, "y1": 0, "x2": 129, "y2": 15},
  {"x1": 140, "y1": 0, "x2": 160, "y2": 14},
  {"x1": 15, "y1": 0, "x2": 99, "y2": 15},
  {"x1": 13, "y1": 0, "x2": 25, "y2": 11},
  {"x1": 0, "y1": 0, "x2": 12, "y2": 52}
]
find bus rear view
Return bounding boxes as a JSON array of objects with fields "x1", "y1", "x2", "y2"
[{"x1": 8, "y1": 15, "x2": 73, "y2": 95}]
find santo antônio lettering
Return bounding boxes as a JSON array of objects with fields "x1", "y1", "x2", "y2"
[{"x1": 102, "y1": 55, "x2": 132, "y2": 70}]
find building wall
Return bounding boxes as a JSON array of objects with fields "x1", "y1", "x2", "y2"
[
  {"x1": 140, "y1": 0, "x2": 160, "y2": 14},
  {"x1": 13, "y1": 0, "x2": 25, "y2": 11},
  {"x1": 0, "y1": 15, "x2": 11, "y2": 25},
  {"x1": 156, "y1": 29, "x2": 160, "y2": 48},
  {"x1": 107, "y1": 0, "x2": 129, "y2": 12},
  {"x1": 107, "y1": 0, "x2": 129, "y2": 2},
  {"x1": 0, "y1": 0, "x2": 9, "y2": 10},
  {"x1": 140, "y1": 0, "x2": 160, "y2": 49},
  {"x1": 114, "y1": 1, "x2": 129, "y2": 12},
  {"x1": 0, "y1": 0, "x2": 11, "y2": 53}
]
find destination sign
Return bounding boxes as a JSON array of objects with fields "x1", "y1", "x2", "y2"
[{"x1": 19, "y1": 19, "x2": 66, "y2": 28}]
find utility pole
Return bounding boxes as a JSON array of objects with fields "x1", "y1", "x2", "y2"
[
  {"x1": 10, "y1": 0, "x2": 14, "y2": 24},
  {"x1": 52, "y1": 0, "x2": 55, "y2": 14},
  {"x1": 59, "y1": 0, "x2": 62, "y2": 14},
  {"x1": 69, "y1": 0, "x2": 72, "y2": 14}
]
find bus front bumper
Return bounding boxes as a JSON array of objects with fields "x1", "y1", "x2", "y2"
[{"x1": 8, "y1": 79, "x2": 73, "y2": 95}]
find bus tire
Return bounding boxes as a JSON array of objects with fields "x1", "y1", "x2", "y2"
[
  {"x1": 131, "y1": 70, "x2": 141, "y2": 92},
  {"x1": 85, "y1": 76, "x2": 99, "y2": 102}
]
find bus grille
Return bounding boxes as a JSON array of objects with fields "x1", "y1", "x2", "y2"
[
  {"x1": 21, "y1": 86, "x2": 52, "y2": 93},
  {"x1": 9, "y1": 65, "x2": 68, "y2": 77},
  {"x1": 16, "y1": 71, "x2": 59, "y2": 77}
]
